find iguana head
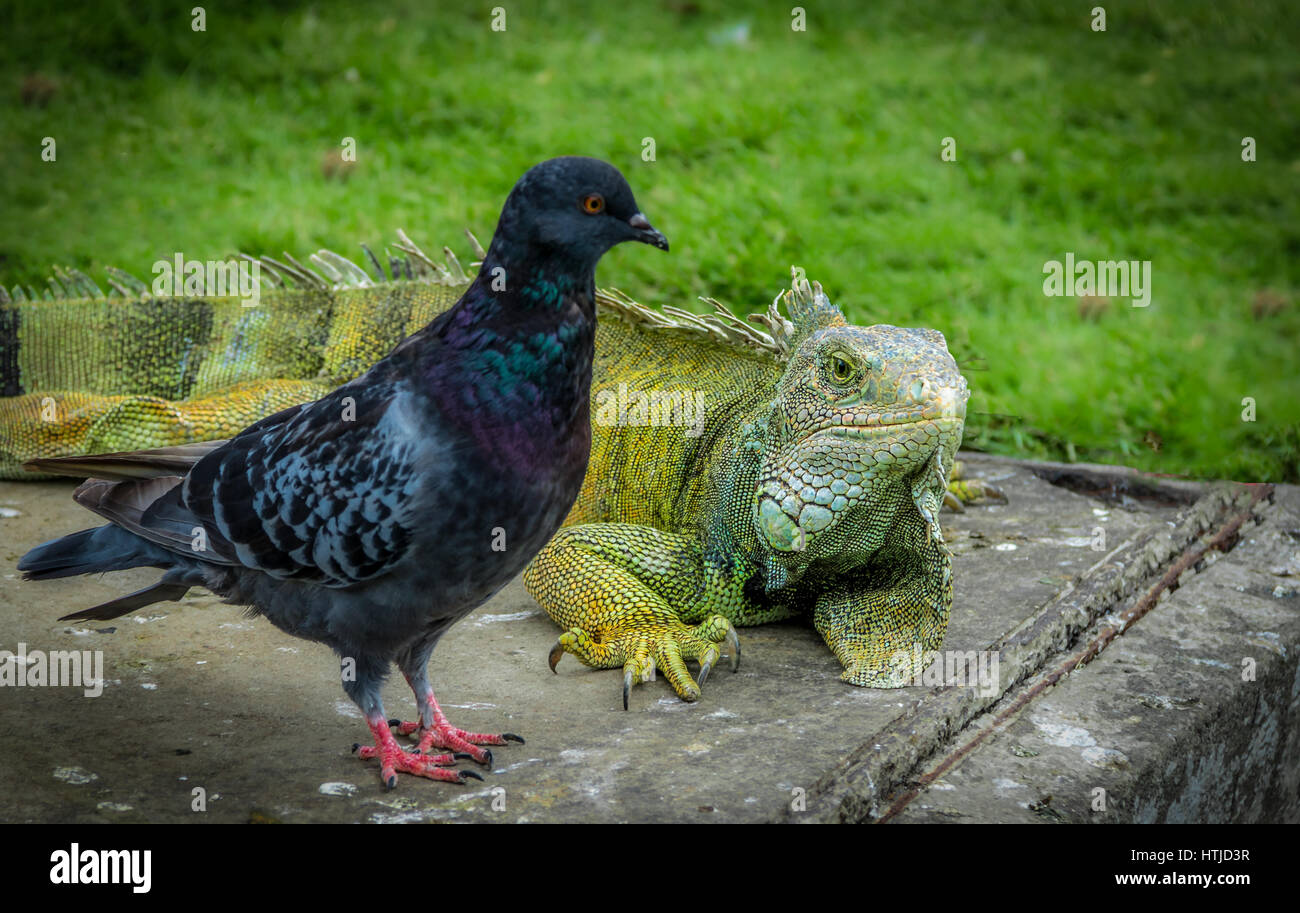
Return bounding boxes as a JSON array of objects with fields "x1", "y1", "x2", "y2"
[{"x1": 750, "y1": 275, "x2": 967, "y2": 574}]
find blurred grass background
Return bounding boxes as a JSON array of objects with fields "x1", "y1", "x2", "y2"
[{"x1": 1, "y1": 0, "x2": 1296, "y2": 481}]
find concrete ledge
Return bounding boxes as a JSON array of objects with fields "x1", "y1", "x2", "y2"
[
  {"x1": 0, "y1": 453, "x2": 1295, "y2": 822},
  {"x1": 799, "y1": 474, "x2": 1295, "y2": 822}
]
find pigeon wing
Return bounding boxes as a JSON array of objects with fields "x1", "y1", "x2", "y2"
[{"x1": 181, "y1": 378, "x2": 430, "y2": 587}]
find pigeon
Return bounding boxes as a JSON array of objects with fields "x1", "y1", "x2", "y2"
[{"x1": 18, "y1": 156, "x2": 668, "y2": 788}]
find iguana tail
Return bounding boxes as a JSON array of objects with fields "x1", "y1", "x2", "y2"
[{"x1": 1, "y1": 232, "x2": 481, "y2": 479}]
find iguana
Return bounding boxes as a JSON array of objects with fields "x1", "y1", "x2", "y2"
[
  {"x1": 527, "y1": 276, "x2": 974, "y2": 706},
  {"x1": 3, "y1": 237, "x2": 989, "y2": 702}
]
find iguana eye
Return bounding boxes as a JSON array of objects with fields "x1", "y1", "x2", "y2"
[
  {"x1": 581, "y1": 194, "x2": 605, "y2": 214},
  {"x1": 825, "y1": 353, "x2": 856, "y2": 386}
]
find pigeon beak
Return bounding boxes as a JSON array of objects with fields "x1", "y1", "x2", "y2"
[{"x1": 628, "y1": 212, "x2": 669, "y2": 251}]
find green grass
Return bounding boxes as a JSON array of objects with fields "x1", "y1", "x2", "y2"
[{"x1": 2, "y1": 0, "x2": 1297, "y2": 481}]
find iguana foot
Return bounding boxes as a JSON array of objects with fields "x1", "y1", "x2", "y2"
[
  {"x1": 945, "y1": 462, "x2": 1007, "y2": 509},
  {"x1": 945, "y1": 478, "x2": 1006, "y2": 509},
  {"x1": 549, "y1": 615, "x2": 740, "y2": 708},
  {"x1": 353, "y1": 715, "x2": 484, "y2": 789}
]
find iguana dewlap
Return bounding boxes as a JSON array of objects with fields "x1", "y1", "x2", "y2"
[{"x1": 526, "y1": 275, "x2": 971, "y2": 705}]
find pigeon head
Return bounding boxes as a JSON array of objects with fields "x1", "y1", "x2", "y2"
[{"x1": 485, "y1": 156, "x2": 668, "y2": 272}]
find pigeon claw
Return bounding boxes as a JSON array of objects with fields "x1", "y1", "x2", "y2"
[
  {"x1": 386, "y1": 718, "x2": 421, "y2": 737},
  {"x1": 362, "y1": 746, "x2": 474, "y2": 788},
  {"x1": 380, "y1": 695, "x2": 524, "y2": 773},
  {"x1": 358, "y1": 717, "x2": 479, "y2": 788},
  {"x1": 459, "y1": 769, "x2": 484, "y2": 783},
  {"x1": 396, "y1": 714, "x2": 521, "y2": 767}
]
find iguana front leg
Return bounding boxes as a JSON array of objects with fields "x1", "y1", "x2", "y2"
[
  {"x1": 524, "y1": 524, "x2": 751, "y2": 707},
  {"x1": 812, "y1": 540, "x2": 953, "y2": 688}
]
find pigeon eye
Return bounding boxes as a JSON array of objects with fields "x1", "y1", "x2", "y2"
[{"x1": 581, "y1": 194, "x2": 605, "y2": 214}]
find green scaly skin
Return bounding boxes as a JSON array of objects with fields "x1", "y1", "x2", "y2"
[
  {"x1": 0, "y1": 236, "x2": 473, "y2": 478},
  {"x1": 525, "y1": 275, "x2": 972, "y2": 705}
]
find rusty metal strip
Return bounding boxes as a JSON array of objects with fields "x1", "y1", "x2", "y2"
[{"x1": 876, "y1": 482, "x2": 1274, "y2": 823}]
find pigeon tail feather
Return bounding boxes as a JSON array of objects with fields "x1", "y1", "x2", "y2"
[
  {"x1": 19, "y1": 524, "x2": 169, "y2": 580},
  {"x1": 58, "y1": 579, "x2": 192, "y2": 622}
]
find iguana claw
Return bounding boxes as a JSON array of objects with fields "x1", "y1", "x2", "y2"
[
  {"x1": 700, "y1": 625, "x2": 743, "y2": 686},
  {"x1": 727, "y1": 625, "x2": 742, "y2": 671},
  {"x1": 621, "y1": 652, "x2": 658, "y2": 709}
]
